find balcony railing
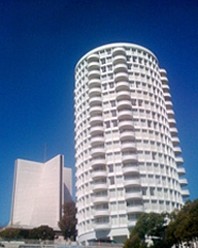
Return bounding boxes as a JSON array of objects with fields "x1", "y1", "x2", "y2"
[
  {"x1": 179, "y1": 178, "x2": 188, "y2": 185},
  {"x1": 114, "y1": 72, "x2": 128, "y2": 82},
  {"x1": 127, "y1": 205, "x2": 144, "y2": 213},
  {"x1": 116, "y1": 81, "x2": 130, "y2": 92},
  {"x1": 93, "y1": 195, "x2": 109, "y2": 203},
  {"x1": 175, "y1": 157, "x2": 184, "y2": 165},
  {"x1": 91, "y1": 157, "x2": 106, "y2": 167},
  {"x1": 89, "y1": 96, "x2": 102, "y2": 106},
  {"x1": 89, "y1": 87, "x2": 101, "y2": 97},
  {"x1": 122, "y1": 165, "x2": 139, "y2": 174},
  {"x1": 92, "y1": 182, "x2": 107, "y2": 191},
  {"x1": 88, "y1": 70, "x2": 100, "y2": 79},
  {"x1": 113, "y1": 47, "x2": 126, "y2": 56},
  {"x1": 125, "y1": 191, "x2": 142, "y2": 199},
  {"x1": 116, "y1": 90, "x2": 131, "y2": 100},
  {"x1": 90, "y1": 125, "x2": 104, "y2": 135},
  {"x1": 89, "y1": 78, "x2": 101, "y2": 88},
  {"x1": 93, "y1": 208, "x2": 109, "y2": 216},
  {"x1": 114, "y1": 63, "x2": 128, "y2": 73},
  {"x1": 87, "y1": 53, "x2": 99, "y2": 63},
  {"x1": 119, "y1": 120, "x2": 134, "y2": 130},
  {"x1": 118, "y1": 109, "x2": 133, "y2": 120},
  {"x1": 90, "y1": 115, "x2": 103, "y2": 125},
  {"x1": 87, "y1": 61, "x2": 100, "y2": 70},
  {"x1": 94, "y1": 222, "x2": 110, "y2": 230},
  {"x1": 120, "y1": 130, "x2": 135, "y2": 141},
  {"x1": 92, "y1": 169, "x2": 107, "y2": 178},
  {"x1": 90, "y1": 105, "x2": 103, "y2": 116},
  {"x1": 117, "y1": 99, "x2": 132, "y2": 110},
  {"x1": 91, "y1": 135, "x2": 104, "y2": 145}
]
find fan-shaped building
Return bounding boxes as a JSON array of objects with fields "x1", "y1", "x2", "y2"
[{"x1": 10, "y1": 155, "x2": 72, "y2": 230}]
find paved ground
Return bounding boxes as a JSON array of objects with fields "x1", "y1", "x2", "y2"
[{"x1": 1, "y1": 242, "x2": 123, "y2": 248}]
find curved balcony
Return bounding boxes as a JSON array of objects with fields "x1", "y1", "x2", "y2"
[
  {"x1": 172, "y1": 136, "x2": 180, "y2": 146},
  {"x1": 87, "y1": 53, "x2": 99, "y2": 63},
  {"x1": 89, "y1": 96, "x2": 102, "y2": 106},
  {"x1": 90, "y1": 125, "x2": 104, "y2": 135},
  {"x1": 168, "y1": 118, "x2": 176, "y2": 127},
  {"x1": 175, "y1": 157, "x2": 184, "y2": 165},
  {"x1": 90, "y1": 105, "x2": 103, "y2": 116},
  {"x1": 89, "y1": 78, "x2": 101, "y2": 88},
  {"x1": 92, "y1": 169, "x2": 107, "y2": 178},
  {"x1": 160, "y1": 69, "x2": 167, "y2": 76},
  {"x1": 113, "y1": 55, "x2": 126, "y2": 65},
  {"x1": 88, "y1": 70, "x2": 100, "y2": 80},
  {"x1": 116, "y1": 91, "x2": 131, "y2": 101},
  {"x1": 114, "y1": 63, "x2": 128, "y2": 73},
  {"x1": 170, "y1": 127, "x2": 178, "y2": 135},
  {"x1": 89, "y1": 87, "x2": 101, "y2": 97},
  {"x1": 120, "y1": 130, "x2": 135, "y2": 141},
  {"x1": 93, "y1": 195, "x2": 109, "y2": 203},
  {"x1": 121, "y1": 141, "x2": 136, "y2": 152},
  {"x1": 90, "y1": 115, "x2": 103, "y2": 125},
  {"x1": 123, "y1": 165, "x2": 139, "y2": 174},
  {"x1": 114, "y1": 72, "x2": 128, "y2": 82},
  {"x1": 127, "y1": 205, "x2": 144, "y2": 213},
  {"x1": 91, "y1": 157, "x2": 106, "y2": 167},
  {"x1": 173, "y1": 146, "x2": 182, "y2": 155},
  {"x1": 113, "y1": 47, "x2": 126, "y2": 56},
  {"x1": 161, "y1": 76, "x2": 168, "y2": 83},
  {"x1": 181, "y1": 189, "x2": 190, "y2": 197},
  {"x1": 94, "y1": 222, "x2": 110, "y2": 230},
  {"x1": 166, "y1": 101, "x2": 173, "y2": 109},
  {"x1": 88, "y1": 61, "x2": 100, "y2": 71},
  {"x1": 122, "y1": 153, "x2": 138, "y2": 163},
  {"x1": 125, "y1": 191, "x2": 142, "y2": 200},
  {"x1": 117, "y1": 99, "x2": 132, "y2": 110},
  {"x1": 91, "y1": 135, "x2": 104, "y2": 145},
  {"x1": 164, "y1": 92, "x2": 171, "y2": 100},
  {"x1": 118, "y1": 109, "x2": 133, "y2": 120},
  {"x1": 119, "y1": 120, "x2": 134, "y2": 130},
  {"x1": 177, "y1": 166, "x2": 185, "y2": 175},
  {"x1": 167, "y1": 109, "x2": 174, "y2": 118},
  {"x1": 179, "y1": 178, "x2": 188, "y2": 186},
  {"x1": 124, "y1": 178, "x2": 140, "y2": 187},
  {"x1": 93, "y1": 209, "x2": 109, "y2": 217},
  {"x1": 116, "y1": 81, "x2": 130, "y2": 91},
  {"x1": 91, "y1": 147, "x2": 105, "y2": 157},
  {"x1": 92, "y1": 182, "x2": 107, "y2": 191}
]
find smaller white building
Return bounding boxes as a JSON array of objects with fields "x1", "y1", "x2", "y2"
[{"x1": 10, "y1": 154, "x2": 72, "y2": 230}]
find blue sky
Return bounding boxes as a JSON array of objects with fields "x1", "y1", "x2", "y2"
[{"x1": 0, "y1": 0, "x2": 197, "y2": 226}]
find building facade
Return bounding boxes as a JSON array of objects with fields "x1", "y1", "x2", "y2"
[
  {"x1": 74, "y1": 43, "x2": 189, "y2": 243},
  {"x1": 10, "y1": 155, "x2": 72, "y2": 230}
]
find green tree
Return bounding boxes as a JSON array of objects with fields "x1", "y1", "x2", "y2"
[
  {"x1": 0, "y1": 228, "x2": 21, "y2": 240},
  {"x1": 166, "y1": 200, "x2": 198, "y2": 247},
  {"x1": 29, "y1": 225, "x2": 54, "y2": 240},
  {"x1": 58, "y1": 201, "x2": 77, "y2": 240},
  {"x1": 124, "y1": 212, "x2": 170, "y2": 248}
]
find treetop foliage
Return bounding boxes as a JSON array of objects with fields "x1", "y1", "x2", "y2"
[
  {"x1": 58, "y1": 201, "x2": 77, "y2": 240},
  {"x1": 124, "y1": 199, "x2": 198, "y2": 248},
  {"x1": 0, "y1": 225, "x2": 55, "y2": 240}
]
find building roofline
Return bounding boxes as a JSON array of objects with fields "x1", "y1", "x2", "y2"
[{"x1": 75, "y1": 42, "x2": 158, "y2": 69}]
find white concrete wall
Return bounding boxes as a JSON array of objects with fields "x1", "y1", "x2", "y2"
[
  {"x1": 11, "y1": 159, "x2": 43, "y2": 227},
  {"x1": 63, "y1": 167, "x2": 72, "y2": 202},
  {"x1": 11, "y1": 154, "x2": 72, "y2": 230},
  {"x1": 31, "y1": 155, "x2": 62, "y2": 229}
]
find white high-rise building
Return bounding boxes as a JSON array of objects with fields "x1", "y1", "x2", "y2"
[
  {"x1": 10, "y1": 154, "x2": 72, "y2": 230},
  {"x1": 74, "y1": 43, "x2": 189, "y2": 243}
]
